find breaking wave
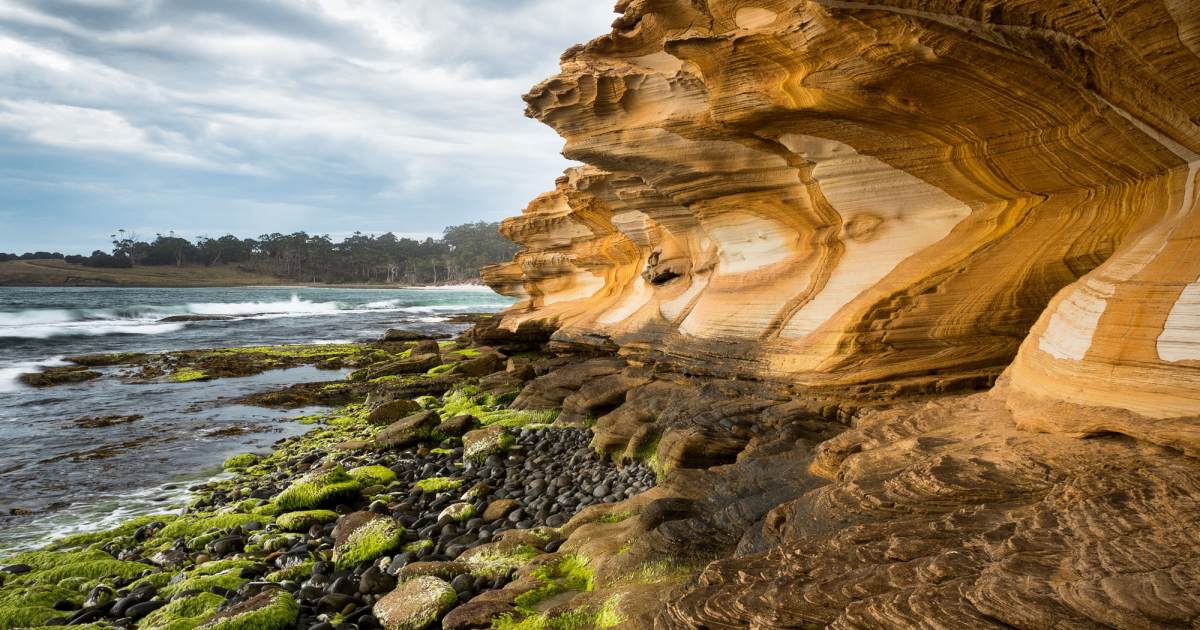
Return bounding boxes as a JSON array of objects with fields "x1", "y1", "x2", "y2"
[{"x1": 0, "y1": 292, "x2": 504, "y2": 339}]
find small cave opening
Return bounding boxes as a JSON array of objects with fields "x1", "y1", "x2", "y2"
[{"x1": 649, "y1": 269, "x2": 682, "y2": 286}]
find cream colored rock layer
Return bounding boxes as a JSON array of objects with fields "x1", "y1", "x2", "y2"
[{"x1": 483, "y1": 0, "x2": 1200, "y2": 443}]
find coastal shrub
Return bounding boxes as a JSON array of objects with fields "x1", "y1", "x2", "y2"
[
  {"x1": 333, "y1": 518, "x2": 403, "y2": 570},
  {"x1": 274, "y1": 466, "x2": 360, "y2": 512}
]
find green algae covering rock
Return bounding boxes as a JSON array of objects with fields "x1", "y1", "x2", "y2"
[
  {"x1": 462, "y1": 425, "x2": 514, "y2": 463},
  {"x1": 373, "y1": 575, "x2": 457, "y2": 630},
  {"x1": 367, "y1": 399, "x2": 424, "y2": 426},
  {"x1": 438, "y1": 502, "x2": 476, "y2": 522},
  {"x1": 348, "y1": 465, "x2": 397, "y2": 487},
  {"x1": 198, "y1": 589, "x2": 298, "y2": 630},
  {"x1": 141, "y1": 592, "x2": 225, "y2": 630},
  {"x1": 161, "y1": 569, "x2": 247, "y2": 597},
  {"x1": 273, "y1": 466, "x2": 360, "y2": 512},
  {"x1": 375, "y1": 410, "x2": 441, "y2": 449},
  {"x1": 369, "y1": 353, "x2": 441, "y2": 379},
  {"x1": 332, "y1": 513, "x2": 404, "y2": 570},
  {"x1": 221, "y1": 453, "x2": 260, "y2": 471},
  {"x1": 275, "y1": 509, "x2": 339, "y2": 532}
]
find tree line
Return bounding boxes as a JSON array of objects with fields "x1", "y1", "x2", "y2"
[{"x1": 0, "y1": 222, "x2": 518, "y2": 285}]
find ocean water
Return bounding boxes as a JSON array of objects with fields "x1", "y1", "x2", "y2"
[{"x1": 0, "y1": 286, "x2": 513, "y2": 552}]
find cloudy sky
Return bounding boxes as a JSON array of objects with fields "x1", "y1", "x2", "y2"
[{"x1": 0, "y1": 0, "x2": 617, "y2": 253}]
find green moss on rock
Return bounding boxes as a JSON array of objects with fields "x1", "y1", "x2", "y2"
[
  {"x1": 140, "y1": 592, "x2": 225, "y2": 630},
  {"x1": 0, "y1": 580, "x2": 84, "y2": 628},
  {"x1": 425, "y1": 363, "x2": 455, "y2": 376},
  {"x1": 266, "y1": 560, "x2": 314, "y2": 582},
  {"x1": 403, "y1": 540, "x2": 433, "y2": 553},
  {"x1": 463, "y1": 425, "x2": 515, "y2": 464},
  {"x1": 348, "y1": 465, "x2": 397, "y2": 487},
  {"x1": 222, "y1": 453, "x2": 260, "y2": 471},
  {"x1": 152, "y1": 513, "x2": 270, "y2": 543},
  {"x1": 0, "y1": 605, "x2": 62, "y2": 628},
  {"x1": 169, "y1": 368, "x2": 209, "y2": 383},
  {"x1": 372, "y1": 575, "x2": 457, "y2": 630},
  {"x1": 161, "y1": 570, "x2": 247, "y2": 597},
  {"x1": 198, "y1": 589, "x2": 298, "y2": 630},
  {"x1": 438, "y1": 503, "x2": 476, "y2": 522},
  {"x1": 49, "y1": 515, "x2": 174, "y2": 550},
  {"x1": 274, "y1": 466, "x2": 361, "y2": 512},
  {"x1": 276, "y1": 509, "x2": 339, "y2": 532},
  {"x1": 333, "y1": 518, "x2": 404, "y2": 570},
  {"x1": 492, "y1": 594, "x2": 624, "y2": 630},
  {"x1": 1, "y1": 550, "x2": 151, "y2": 585},
  {"x1": 413, "y1": 477, "x2": 463, "y2": 493},
  {"x1": 192, "y1": 559, "x2": 258, "y2": 576}
]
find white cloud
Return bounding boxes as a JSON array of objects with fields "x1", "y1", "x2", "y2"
[
  {"x1": 0, "y1": 98, "x2": 217, "y2": 167},
  {"x1": 0, "y1": 0, "x2": 619, "y2": 252}
]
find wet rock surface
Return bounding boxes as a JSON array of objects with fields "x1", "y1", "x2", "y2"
[{"x1": 0, "y1": 336, "x2": 654, "y2": 629}]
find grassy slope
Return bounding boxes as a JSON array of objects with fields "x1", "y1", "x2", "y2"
[{"x1": 0, "y1": 259, "x2": 286, "y2": 287}]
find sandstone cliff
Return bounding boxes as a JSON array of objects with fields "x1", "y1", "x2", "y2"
[{"x1": 481, "y1": 1, "x2": 1200, "y2": 627}]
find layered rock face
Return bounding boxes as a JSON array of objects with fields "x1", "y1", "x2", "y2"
[
  {"x1": 481, "y1": 0, "x2": 1200, "y2": 627},
  {"x1": 484, "y1": 0, "x2": 1200, "y2": 408}
]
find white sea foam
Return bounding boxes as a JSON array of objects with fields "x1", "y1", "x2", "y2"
[
  {"x1": 0, "y1": 475, "x2": 227, "y2": 554},
  {"x1": 0, "y1": 291, "x2": 507, "y2": 339},
  {"x1": 185, "y1": 295, "x2": 341, "y2": 317},
  {"x1": 0, "y1": 319, "x2": 186, "y2": 340},
  {"x1": 0, "y1": 357, "x2": 70, "y2": 393}
]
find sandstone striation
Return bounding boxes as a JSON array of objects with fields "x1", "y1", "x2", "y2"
[
  {"x1": 484, "y1": 0, "x2": 1200, "y2": 407},
  {"x1": 480, "y1": 0, "x2": 1200, "y2": 627}
]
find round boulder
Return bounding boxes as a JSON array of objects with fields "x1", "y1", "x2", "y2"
[{"x1": 373, "y1": 575, "x2": 458, "y2": 630}]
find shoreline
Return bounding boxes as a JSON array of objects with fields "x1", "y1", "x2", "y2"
[
  {"x1": 0, "y1": 327, "x2": 652, "y2": 629},
  {"x1": 4, "y1": 318, "x2": 1195, "y2": 628}
]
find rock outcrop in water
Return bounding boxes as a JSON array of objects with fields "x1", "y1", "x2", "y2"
[{"x1": 481, "y1": 0, "x2": 1200, "y2": 627}]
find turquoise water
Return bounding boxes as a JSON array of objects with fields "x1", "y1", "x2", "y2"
[{"x1": 0, "y1": 285, "x2": 513, "y2": 551}]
